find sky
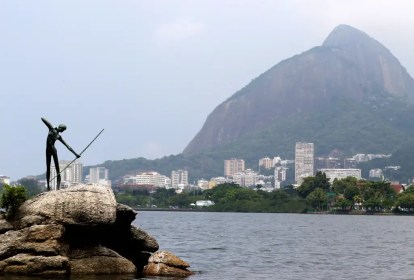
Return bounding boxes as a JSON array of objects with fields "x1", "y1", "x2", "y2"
[{"x1": 1, "y1": 0, "x2": 414, "y2": 181}]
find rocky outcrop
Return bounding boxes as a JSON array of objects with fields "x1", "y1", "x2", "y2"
[
  {"x1": 143, "y1": 251, "x2": 194, "y2": 277},
  {"x1": 0, "y1": 184, "x2": 191, "y2": 277}
]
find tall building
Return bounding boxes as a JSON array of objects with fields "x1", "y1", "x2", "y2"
[
  {"x1": 224, "y1": 158, "x2": 245, "y2": 176},
  {"x1": 89, "y1": 167, "x2": 111, "y2": 187},
  {"x1": 259, "y1": 157, "x2": 273, "y2": 169},
  {"x1": 295, "y1": 142, "x2": 314, "y2": 185},
  {"x1": 50, "y1": 160, "x2": 83, "y2": 190},
  {"x1": 232, "y1": 169, "x2": 258, "y2": 187},
  {"x1": 171, "y1": 169, "x2": 188, "y2": 188}
]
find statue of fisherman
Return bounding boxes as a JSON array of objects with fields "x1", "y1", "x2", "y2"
[{"x1": 41, "y1": 117, "x2": 80, "y2": 191}]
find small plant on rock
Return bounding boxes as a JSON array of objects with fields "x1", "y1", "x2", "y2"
[{"x1": 1, "y1": 184, "x2": 27, "y2": 219}]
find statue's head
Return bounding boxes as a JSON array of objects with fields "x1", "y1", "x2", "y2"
[{"x1": 57, "y1": 124, "x2": 67, "y2": 132}]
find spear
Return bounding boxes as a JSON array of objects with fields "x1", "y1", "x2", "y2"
[{"x1": 50, "y1": 128, "x2": 104, "y2": 183}]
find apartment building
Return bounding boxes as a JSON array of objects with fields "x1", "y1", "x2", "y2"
[
  {"x1": 295, "y1": 142, "x2": 314, "y2": 185},
  {"x1": 224, "y1": 158, "x2": 245, "y2": 176}
]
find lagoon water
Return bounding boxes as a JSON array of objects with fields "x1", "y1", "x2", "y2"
[{"x1": 4, "y1": 212, "x2": 414, "y2": 279}]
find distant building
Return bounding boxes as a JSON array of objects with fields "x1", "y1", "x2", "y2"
[
  {"x1": 171, "y1": 169, "x2": 188, "y2": 188},
  {"x1": 352, "y1": 153, "x2": 391, "y2": 163},
  {"x1": 89, "y1": 167, "x2": 111, "y2": 187},
  {"x1": 195, "y1": 200, "x2": 215, "y2": 207},
  {"x1": 295, "y1": 142, "x2": 314, "y2": 185},
  {"x1": 319, "y1": 168, "x2": 362, "y2": 183},
  {"x1": 233, "y1": 169, "x2": 258, "y2": 187},
  {"x1": 0, "y1": 175, "x2": 10, "y2": 185},
  {"x1": 344, "y1": 158, "x2": 357, "y2": 169},
  {"x1": 209, "y1": 177, "x2": 229, "y2": 188},
  {"x1": 197, "y1": 179, "x2": 209, "y2": 190},
  {"x1": 259, "y1": 157, "x2": 273, "y2": 169},
  {"x1": 50, "y1": 160, "x2": 83, "y2": 190},
  {"x1": 275, "y1": 166, "x2": 288, "y2": 189},
  {"x1": 369, "y1": 168, "x2": 383, "y2": 178},
  {"x1": 123, "y1": 171, "x2": 170, "y2": 188},
  {"x1": 224, "y1": 158, "x2": 245, "y2": 176}
]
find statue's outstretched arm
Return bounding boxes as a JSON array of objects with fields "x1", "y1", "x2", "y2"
[
  {"x1": 41, "y1": 117, "x2": 53, "y2": 130},
  {"x1": 59, "y1": 138, "x2": 81, "y2": 158}
]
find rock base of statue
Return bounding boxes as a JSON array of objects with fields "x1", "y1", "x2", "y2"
[{"x1": 0, "y1": 184, "x2": 192, "y2": 277}]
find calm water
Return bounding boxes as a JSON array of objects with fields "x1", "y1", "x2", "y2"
[{"x1": 4, "y1": 212, "x2": 414, "y2": 280}]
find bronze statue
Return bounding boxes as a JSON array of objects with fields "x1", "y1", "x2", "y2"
[{"x1": 41, "y1": 117, "x2": 80, "y2": 191}]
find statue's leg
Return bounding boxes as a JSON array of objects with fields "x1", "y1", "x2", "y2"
[
  {"x1": 52, "y1": 150, "x2": 60, "y2": 190},
  {"x1": 46, "y1": 152, "x2": 51, "y2": 191}
]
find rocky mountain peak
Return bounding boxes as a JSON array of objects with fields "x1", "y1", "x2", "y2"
[
  {"x1": 183, "y1": 24, "x2": 414, "y2": 157},
  {"x1": 323, "y1": 24, "x2": 377, "y2": 47}
]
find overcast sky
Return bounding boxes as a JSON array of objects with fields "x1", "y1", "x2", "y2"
[{"x1": 1, "y1": 0, "x2": 414, "y2": 181}]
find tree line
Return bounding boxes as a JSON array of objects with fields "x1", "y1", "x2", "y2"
[{"x1": 3, "y1": 175, "x2": 414, "y2": 214}]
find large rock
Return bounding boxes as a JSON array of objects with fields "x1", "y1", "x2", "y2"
[
  {"x1": 0, "y1": 254, "x2": 69, "y2": 276},
  {"x1": 69, "y1": 246, "x2": 136, "y2": 274},
  {"x1": 0, "y1": 184, "x2": 188, "y2": 277},
  {"x1": 16, "y1": 184, "x2": 117, "y2": 226},
  {"x1": 143, "y1": 251, "x2": 193, "y2": 277},
  {"x1": 0, "y1": 215, "x2": 13, "y2": 234},
  {"x1": 0, "y1": 224, "x2": 65, "y2": 260}
]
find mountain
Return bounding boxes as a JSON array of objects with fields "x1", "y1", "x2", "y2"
[
  {"x1": 183, "y1": 24, "x2": 414, "y2": 160},
  {"x1": 87, "y1": 24, "x2": 414, "y2": 183}
]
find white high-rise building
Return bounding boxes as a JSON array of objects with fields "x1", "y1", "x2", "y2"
[
  {"x1": 171, "y1": 169, "x2": 188, "y2": 188},
  {"x1": 89, "y1": 167, "x2": 111, "y2": 187},
  {"x1": 259, "y1": 157, "x2": 273, "y2": 169},
  {"x1": 295, "y1": 142, "x2": 314, "y2": 185},
  {"x1": 50, "y1": 160, "x2": 83, "y2": 190}
]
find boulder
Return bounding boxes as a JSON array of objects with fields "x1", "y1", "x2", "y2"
[
  {"x1": 0, "y1": 216, "x2": 13, "y2": 234},
  {"x1": 0, "y1": 184, "x2": 189, "y2": 277},
  {"x1": 16, "y1": 184, "x2": 117, "y2": 226},
  {"x1": 143, "y1": 251, "x2": 193, "y2": 277},
  {"x1": 0, "y1": 254, "x2": 69, "y2": 276},
  {"x1": 69, "y1": 245, "x2": 136, "y2": 274},
  {"x1": 115, "y1": 203, "x2": 137, "y2": 227},
  {"x1": 0, "y1": 224, "x2": 65, "y2": 260}
]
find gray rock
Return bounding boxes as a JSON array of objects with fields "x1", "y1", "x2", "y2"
[
  {"x1": 16, "y1": 184, "x2": 117, "y2": 225},
  {"x1": 130, "y1": 225, "x2": 159, "y2": 253},
  {"x1": 0, "y1": 216, "x2": 13, "y2": 234},
  {"x1": 0, "y1": 224, "x2": 65, "y2": 260},
  {"x1": 69, "y1": 245, "x2": 136, "y2": 274},
  {"x1": 115, "y1": 203, "x2": 137, "y2": 227},
  {"x1": 0, "y1": 184, "x2": 180, "y2": 277},
  {"x1": 143, "y1": 251, "x2": 193, "y2": 277},
  {"x1": 0, "y1": 253, "x2": 69, "y2": 276}
]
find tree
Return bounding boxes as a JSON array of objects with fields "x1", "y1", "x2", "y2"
[
  {"x1": 1, "y1": 184, "x2": 27, "y2": 219},
  {"x1": 297, "y1": 171, "x2": 331, "y2": 198},
  {"x1": 306, "y1": 188, "x2": 328, "y2": 211},
  {"x1": 395, "y1": 191, "x2": 414, "y2": 212}
]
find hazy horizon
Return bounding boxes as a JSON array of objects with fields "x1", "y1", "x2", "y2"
[{"x1": 2, "y1": 0, "x2": 414, "y2": 181}]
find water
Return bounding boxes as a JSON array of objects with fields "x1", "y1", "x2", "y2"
[
  {"x1": 134, "y1": 212, "x2": 414, "y2": 280},
  {"x1": 3, "y1": 212, "x2": 414, "y2": 279}
]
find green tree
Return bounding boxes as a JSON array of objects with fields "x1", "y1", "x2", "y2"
[
  {"x1": 1, "y1": 184, "x2": 27, "y2": 219},
  {"x1": 297, "y1": 171, "x2": 331, "y2": 198},
  {"x1": 333, "y1": 196, "x2": 353, "y2": 211},
  {"x1": 306, "y1": 188, "x2": 327, "y2": 211}
]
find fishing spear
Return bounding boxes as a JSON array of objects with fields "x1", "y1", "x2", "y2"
[{"x1": 50, "y1": 128, "x2": 104, "y2": 183}]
